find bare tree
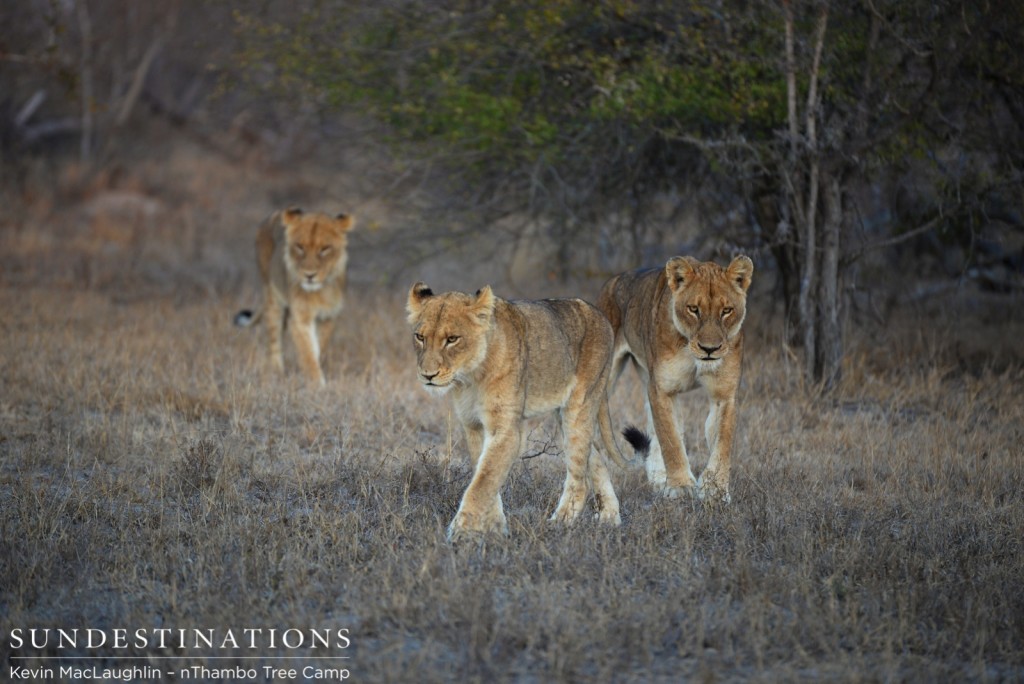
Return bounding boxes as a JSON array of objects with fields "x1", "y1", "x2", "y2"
[{"x1": 780, "y1": 1, "x2": 843, "y2": 385}]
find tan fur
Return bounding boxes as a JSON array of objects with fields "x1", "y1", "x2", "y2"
[
  {"x1": 598, "y1": 255, "x2": 754, "y2": 502},
  {"x1": 243, "y1": 207, "x2": 355, "y2": 386},
  {"x1": 406, "y1": 283, "x2": 633, "y2": 541}
]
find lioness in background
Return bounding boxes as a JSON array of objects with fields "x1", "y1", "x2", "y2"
[
  {"x1": 406, "y1": 283, "x2": 633, "y2": 541},
  {"x1": 598, "y1": 255, "x2": 753, "y2": 503},
  {"x1": 235, "y1": 207, "x2": 356, "y2": 386}
]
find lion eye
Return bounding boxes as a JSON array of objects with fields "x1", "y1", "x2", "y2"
[
  {"x1": 445, "y1": 335, "x2": 460, "y2": 346},
  {"x1": 687, "y1": 305, "x2": 699, "y2": 317},
  {"x1": 722, "y1": 307, "x2": 733, "y2": 317},
  {"x1": 319, "y1": 246, "x2": 332, "y2": 257},
  {"x1": 293, "y1": 245, "x2": 305, "y2": 257},
  {"x1": 413, "y1": 333, "x2": 424, "y2": 343}
]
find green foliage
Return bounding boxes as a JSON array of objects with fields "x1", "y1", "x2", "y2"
[
  {"x1": 230, "y1": 0, "x2": 1024, "y2": 248},
  {"x1": 231, "y1": 1, "x2": 799, "y2": 189}
]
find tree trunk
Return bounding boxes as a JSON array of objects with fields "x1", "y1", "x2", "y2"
[
  {"x1": 77, "y1": 0, "x2": 94, "y2": 163},
  {"x1": 779, "y1": 1, "x2": 845, "y2": 389},
  {"x1": 786, "y1": 168, "x2": 846, "y2": 390},
  {"x1": 753, "y1": 190, "x2": 801, "y2": 341},
  {"x1": 814, "y1": 173, "x2": 844, "y2": 387}
]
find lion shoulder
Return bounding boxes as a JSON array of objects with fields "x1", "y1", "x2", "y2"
[{"x1": 407, "y1": 287, "x2": 612, "y2": 401}]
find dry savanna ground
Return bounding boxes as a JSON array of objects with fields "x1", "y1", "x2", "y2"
[
  {"x1": 1, "y1": 125, "x2": 1022, "y2": 682},
  {"x1": 1, "y1": 274, "x2": 1023, "y2": 682}
]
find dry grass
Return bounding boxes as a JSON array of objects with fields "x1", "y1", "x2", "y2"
[
  {"x1": 1, "y1": 126, "x2": 1021, "y2": 680},
  {"x1": 1, "y1": 280, "x2": 1022, "y2": 683}
]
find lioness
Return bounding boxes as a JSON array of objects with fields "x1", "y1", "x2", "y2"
[
  {"x1": 406, "y1": 283, "x2": 633, "y2": 540},
  {"x1": 598, "y1": 255, "x2": 753, "y2": 502},
  {"x1": 235, "y1": 207, "x2": 356, "y2": 386}
]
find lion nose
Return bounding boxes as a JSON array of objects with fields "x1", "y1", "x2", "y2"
[
  {"x1": 421, "y1": 371, "x2": 439, "y2": 382},
  {"x1": 699, "y1": 343, "x2": 721, "y2": 356},
  {"x1": 304, "y1": 272, "x2": 317, "y2": 281}
]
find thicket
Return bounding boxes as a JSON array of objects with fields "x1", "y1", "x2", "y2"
[{"x1": 233, "y1": 0, "x2": 1024, "y2": 385}]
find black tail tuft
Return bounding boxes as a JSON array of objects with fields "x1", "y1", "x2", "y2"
[
  {"x1": 622, "y1": 425, "x2": 651, "y2": 456},
  {"x1": 234, "y1": 309, "x2": 255, "y2": 327}
]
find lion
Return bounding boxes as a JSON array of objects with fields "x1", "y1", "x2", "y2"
[
  {"x1": 406, "y1": 283, "x2": 634, "y2": 541},
  {"x1": 234, "y1": 207, "x2": 356, "y2": 386},
  {"x1": 598, "y1": 255, "x2": 753, "y2": 503}
]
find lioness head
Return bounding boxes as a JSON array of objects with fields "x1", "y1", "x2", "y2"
[
  {"x1": 406, "y1": 283, "x2": 496, "y2": 395},
  {"x1": 282, "y1": 207, "x2": 356, "y2": 292},
  {"x1": 665, "y1": 255, "x2": 754, "y2": 364}
]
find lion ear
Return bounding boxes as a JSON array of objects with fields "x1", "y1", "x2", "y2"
[
  {"x1": 727, "y1": 255, "x2": 754, "y2": 293},
  {"x1": 282, "y1": 206, "x2": 304, "y2": 233},
  {"x1": 406, "y1": 282, "x2": 434, "y2": 323},
  {"x1": 335, "y1": 213, "x2": 356, "y2": 232},
  {"x1": 472, "y1": 285, "x2": 496, "y2": 323},
  {"x1": 665, "y1": 256, "x2": 699, "y2": 292}
]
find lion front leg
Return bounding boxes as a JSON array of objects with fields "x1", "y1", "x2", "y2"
[
  {"x1": 290, "y1": 312, "x2": 326, "y2": 387},
  {"x1": 697, "y1": 397, "x2": 735, "y2": 503},
  {"x1": 647, "y1": 384, "x2": 697, "y2": 498},
  {"x1": 316, "y1": 316, "x2": 336, "y2": 362},
  {"x1": 447, "y1": 425, "x2": 519, "y2": 541}
]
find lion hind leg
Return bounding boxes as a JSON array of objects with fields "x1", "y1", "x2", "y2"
[
  {"x1": 586, "y1": 446, "x2": 622, "y2": 526},
  {"x1": 641, "y1": 396, "x2": 668, "y2": 486},
  {"x1": 550, "y1": 407, "x2": 593, "y2": 524},
  {"x1": 264, "y1": 296, "x2": 286, "y2": 373}
]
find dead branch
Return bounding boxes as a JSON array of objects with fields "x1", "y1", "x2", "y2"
[
  {"x1": 116, "y1": 35, "x2": 165, "y2": 126},
  {"x1": 842, "y1": 215, "x2": 942, "y2": 267},
  {"x1": 15, "y1": 90, "x2": 47, "y2": 129},
  {"x1": 20, "y1": 117, "x2": 82, "y2": 143}
]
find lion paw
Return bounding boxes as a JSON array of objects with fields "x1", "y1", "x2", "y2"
[
  {"x1": 696, "y1": 473, "x2": 731, "y2": 504},
  {"x1": 549, "y1": 504, "x2": 584, "y2": 525},
  {"x1": 446, "y1": 509, "x2": 509, "y2": 542},
  {"x1": 658, "y1": 484, "x2": 695, "y2": 499},
  {"x1": 593, "y1": 508, "x2": 622, "y2": 526},
  {"x1": 657, "y1": 478, "x2": 697, "y2": 499},
  {"x1": 646, "y1": 468, "x2": 668, "y2": 486}
]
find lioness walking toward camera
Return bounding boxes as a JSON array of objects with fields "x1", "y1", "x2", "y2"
[
  {"x1": 598, "y1": 255, "x2": 753, "y2": 503},
  {"x1": 406, "y1": 283, "x2": 633, "y2": 541},
  {"x1": 235, "y1": 208, "x2": 355, "y2": 386}
]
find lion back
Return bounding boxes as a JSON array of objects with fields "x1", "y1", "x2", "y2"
[{"x1": 506, "y1": 298, "x2": 615, "y2": 399}]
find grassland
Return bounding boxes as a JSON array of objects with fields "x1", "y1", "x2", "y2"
[
  {"x1": 1, "y1": 122, "x2": 1022, "y2": 681},
  {"x1": 1, "y1": 275, "x2": 1022, "y2": 682}
]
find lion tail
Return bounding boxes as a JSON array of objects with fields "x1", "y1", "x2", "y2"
[
  {"x1": 233, "y1": 308, "x2": 262, "y2": 328},
  {"x1": 621, "y1": 425, "x2": 652, "y2": 459},
  {"x1": 597, "y1": 397, "x2": 640, "y2": 469}
]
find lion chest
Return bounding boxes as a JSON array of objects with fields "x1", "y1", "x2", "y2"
[
  {"x1": 653, "y1": 351, "x2": 699, "y2": 394},
  {"x1": 286, "y1": 282, "x2": 345, "y2": 319}
]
